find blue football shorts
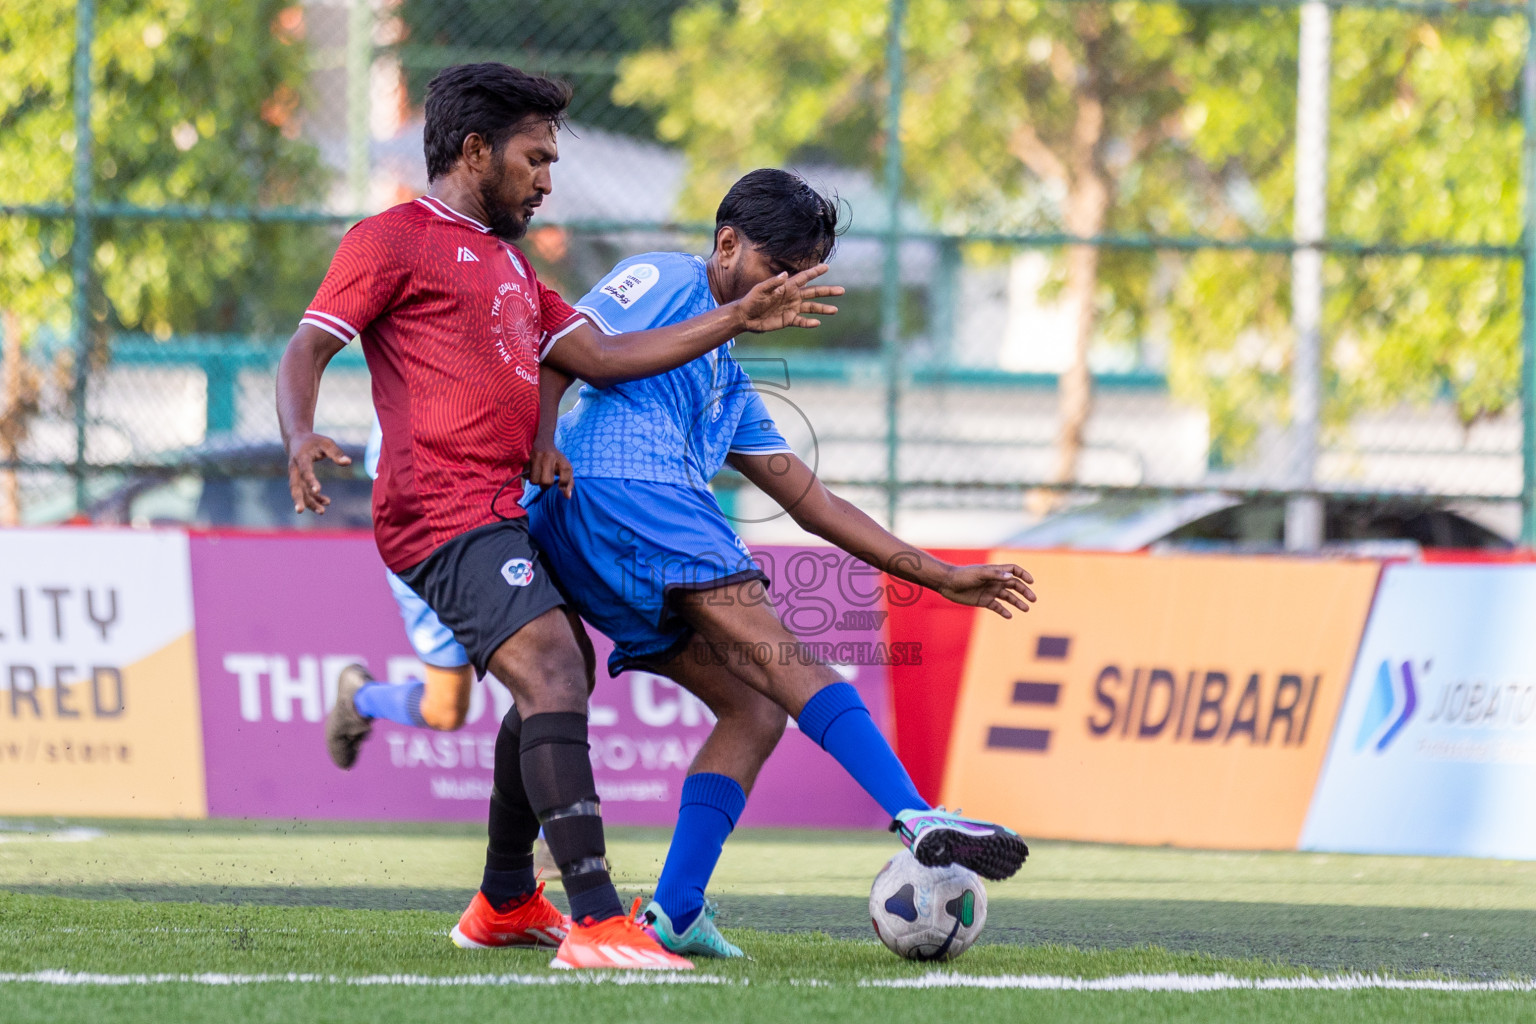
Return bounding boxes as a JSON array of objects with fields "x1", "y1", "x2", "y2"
[
  {"x1": 524, "y1": 477, "x2": 768, "y2": 675},
  {"x1": 386, "y1": 567, "x2": 470, "y2": 670}
]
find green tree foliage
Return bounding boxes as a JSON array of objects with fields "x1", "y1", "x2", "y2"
[
  {"x1": 395, "y1": 0, "x2": 690, "y2": 135},
  {"x1": 617, "y1": 0, "x2": 1199, "y2": 482},
  {"x1": 617, "y1": 0, "x2": 1525, "y2": 470},
  {"x1": 616, "y1": 2, "x2": 887, "y2": 216},
  {"x1": 0, "y1": 0, "x2": 332, "y2": 344},
  {"x1": 1170, "y1": 10, "x2": 1524, "y2": 461}
]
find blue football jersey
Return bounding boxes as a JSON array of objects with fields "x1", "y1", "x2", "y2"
[{"x1": 556, "y1": 251, "x2": 791, "y2": 487}]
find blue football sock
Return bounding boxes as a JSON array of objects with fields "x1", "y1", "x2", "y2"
[
  {"x1": 654, "y1": 773, "x2": 746, "y2": 933},
  {"x1": 352, "y1": 679, "x2": 427, "y2": 728},
  {"x1": 797, "y1": 682, "x2": 928, "y2": 819}
]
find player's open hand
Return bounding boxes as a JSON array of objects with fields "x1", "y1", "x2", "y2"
[
  {"x1": 736, "y1": 264, "x2": 844, "y2": 332},
  {"x1": 937, "y1": 563, "x2": 1036, "y2": 619},
  {"x1": 527, "y1": 439, "x2": 575, "y2": 498},
  {"x1": 286, "y1": 431, "x2": 351, "y2": 514}
]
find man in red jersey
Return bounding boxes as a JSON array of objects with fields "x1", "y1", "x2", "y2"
[{"x1": 275, "y1": 63, "x2": 840, "y2": 971}]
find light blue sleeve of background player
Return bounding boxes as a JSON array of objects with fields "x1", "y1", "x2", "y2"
[
  {"x1": 365, "y1": 412, "x2": 382, "y2": 479},
  {"x1": 572, "y1": 252, "x2": 704, "y2": 335},
  {"x1": 729, "y1": 388, "x2": 793, "y2": 455}
]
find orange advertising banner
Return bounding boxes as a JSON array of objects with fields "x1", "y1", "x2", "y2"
[{"x1": 942, "y1": 552, "x2": 1380, "y2": 849}]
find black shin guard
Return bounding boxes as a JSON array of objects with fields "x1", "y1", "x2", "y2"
[
  {"x1": 482, "y1": 707, "x2": 540, "y2": 905},
  {"x1": 519, "y1": 711, "x2": 623, "y2": 922}
]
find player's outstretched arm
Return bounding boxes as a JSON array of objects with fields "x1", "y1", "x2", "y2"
[
  {"x1": 527, "y1": 366, "x2": 575, "y2": 498},
  {"x1": 729, "y1": 451, "x2": 1037, "y2": 619},
  {"x1": 276, "y1": 323, "x2": 352, "y2": 514},
  {"x1": 544, "y1": 265, "x2": 843, "y2": 388}
]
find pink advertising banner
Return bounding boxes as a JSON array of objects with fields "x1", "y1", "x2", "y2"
[{"x1": 189, "y1": 533, "x2": 891, "y2": 827}]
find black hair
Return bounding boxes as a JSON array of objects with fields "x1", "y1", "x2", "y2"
[
  {"x1": 422, "y1": 63, "x2": 572, "y2": 182},
  {"x1": 714, "y1": 169, "x2": 842, "y2": 267}
]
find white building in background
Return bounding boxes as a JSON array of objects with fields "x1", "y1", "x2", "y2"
[{"x1": 996, "y1": 253, "x2": 1079, "y2": 374}]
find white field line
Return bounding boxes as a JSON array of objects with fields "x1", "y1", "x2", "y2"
[
  {"x1": 865, "y1": 972, "x2": 1536, "y2": 993},
  {"x1": 26, "y1": 927, "x2": 442, "y2": 937},
  {"x1": 0, "y1": 970, "x2": 1532, "y2": 992},
  {"x1": 0, "y1": 970, "x2": 731, "y2": 987}
]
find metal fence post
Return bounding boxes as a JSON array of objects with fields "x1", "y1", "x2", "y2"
[
  {"x1": 69, "y1": 0, "x2": 97, "y2": 514},
  {"x1": 880, "y1": 0, "x2": 908, "y2": 530},
  {"x1": 205, "y1": 354, "x2": 237, "y2": 435},
  {"x1": 1522, "y1": 0, "x2": 1536, "y2": 546},
  {"x1": 1286, "y1": 0, "x2": 1330, "y2": 552},
  {"x1": 347, "y1": 0, "x2": 373, "y2": 211}
]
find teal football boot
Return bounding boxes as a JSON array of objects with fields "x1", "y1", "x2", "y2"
[
  {"x1": 640, "y1": 899, "x2": 744, "y2": 959},
  {"x1": 892, "y1": 807, "x2": 1029, "y2": 881}
]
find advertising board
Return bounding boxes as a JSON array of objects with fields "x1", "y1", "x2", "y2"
[
  {"x1": 0, "y1": 529, "x2": 205, "y2": 816},
  {"x1": 942, "y1": 552, "x2": 1380, "y2": 849},
  {"x1": 190, "y1": 534, "x2": 887, "y2": 827},
  {"x1": 1302, "y1": 563, "x2": 1536, "y2": 858}
]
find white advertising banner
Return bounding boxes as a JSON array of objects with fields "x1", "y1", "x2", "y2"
[
  {"x1": 0, "y1": 528, "x2": 205, "y2": 816},
  {"x1": 1302, "y1": 563, "x2": 1536, "y2": 858}
]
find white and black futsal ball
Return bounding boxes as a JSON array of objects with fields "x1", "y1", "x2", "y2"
[{"x1": 869, "y1": 850, "x2": 988, "y2": 960}]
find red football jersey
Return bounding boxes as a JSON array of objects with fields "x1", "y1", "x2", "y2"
[{"x1": 302, "y1": 196, "x2": 584, "y2": 571}]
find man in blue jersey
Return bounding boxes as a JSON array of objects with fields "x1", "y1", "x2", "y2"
[{"x1": 527, "y1": 169, "x2": 1037, "y2": 959}]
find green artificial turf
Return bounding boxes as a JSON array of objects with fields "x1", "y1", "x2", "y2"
[{"x1": 1, "y1": 819, "x2": 1533, "y2": 1023}]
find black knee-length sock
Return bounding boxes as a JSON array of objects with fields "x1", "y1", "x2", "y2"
[
  {"x1": 481, "y1": 707, "x2": 541, "y2": 907},
  {"x1": 519, "y1": 711, "x2": 624, "y2": 923}
]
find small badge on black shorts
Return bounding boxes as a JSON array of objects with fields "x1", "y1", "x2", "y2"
[{"x1": 500, "y1": 558, "x2": 535, "y2": 587}]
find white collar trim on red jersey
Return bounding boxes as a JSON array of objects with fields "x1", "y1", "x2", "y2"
[{"x1": 415, "y1": 195, "x2": 491, "y2": 233}]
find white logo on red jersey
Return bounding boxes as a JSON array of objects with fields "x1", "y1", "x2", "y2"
[
  {"x1": 457, "y1": 247, "x2": 480, "y2": 262},
  {"x1": 489, "y1": 279, "x2": 535, "y2": 366}
]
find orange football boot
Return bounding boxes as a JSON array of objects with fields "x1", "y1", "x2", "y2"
[
  {"x1": 450, "y1": 884, "x2": 570, "y2": 949},
  {"x1": 550, "y1": 899, "x2": 695, "y2": 970}
]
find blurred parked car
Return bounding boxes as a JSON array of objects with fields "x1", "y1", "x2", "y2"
[
  {"x1": 82, "y1": 441, "x2": 372, "y2": 530},
  {"x1": 1003, "y1": 493, "x2": 1512, "y2": 552}
]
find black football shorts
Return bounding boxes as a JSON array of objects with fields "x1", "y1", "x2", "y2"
[{"x1": 396, "y1": 517, "x2": 566, "y2": 676}]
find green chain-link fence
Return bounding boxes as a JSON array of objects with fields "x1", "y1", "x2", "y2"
[{"x1": 2, "y1": 0, "x2": 1532, "y2": 547}]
